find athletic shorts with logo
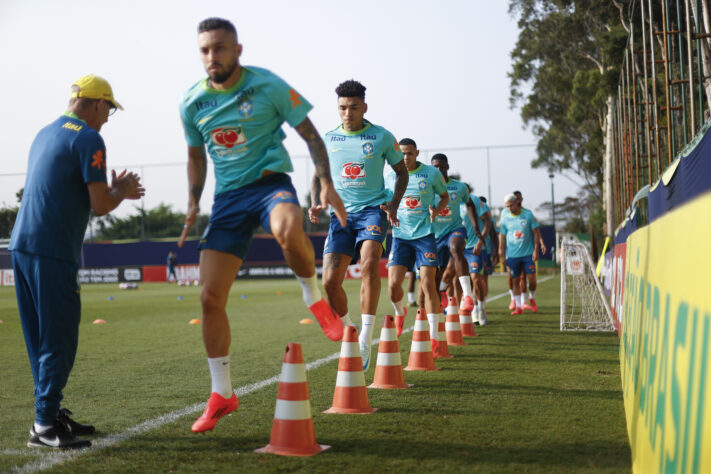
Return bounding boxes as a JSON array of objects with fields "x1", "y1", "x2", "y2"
[
  {"x1": 506, "y1": 255, "x2": 536, "y2": 278},
  {"x1": 199, "y1": 173, "x2": 299, "y2": 259},
  {"x1": 465, "y1": 248, "x2": 493, "y2": 275},
  {"x1": 435, "y1": 227, "x2": 466, "y2": 270},
  {"x1": 387, "y1": 234, "x2": 439, "y2": 270},
  {"x1": 323, "y1": 206, "x2": 388, "y2": 261}
]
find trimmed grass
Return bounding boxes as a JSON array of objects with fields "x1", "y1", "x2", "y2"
[{"x1": 0, "y1": 275, "x2": 630, "y2": 473}]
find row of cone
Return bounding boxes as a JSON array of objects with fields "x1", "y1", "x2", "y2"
[{"x1": 257, "y1": 296, "x2": 478, "y2": 456}]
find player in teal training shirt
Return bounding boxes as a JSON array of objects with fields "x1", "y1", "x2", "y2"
[
  {"x1": 462, "y1": 194, "x2": 497, "y2": 324},
  {"x1": 177, "y1": 18, "x2": 347, "y2": 434},
  {"x1": 308, "y1": 80, "x2": 408, "y2": 370},
  {"x1": 384, "y1": 138, "x2": 449, "y2": 355},
  {"x1": 498, "y1": 193, "x2": 543, "y2": 314}
]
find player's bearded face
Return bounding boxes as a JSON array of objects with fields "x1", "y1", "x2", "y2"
[
  {"x1": 208, "y1": 57, "x2": 238, "y2": 84},
  {"x1": 198, "y1": 30, "x2": 241, "y2": 85}
]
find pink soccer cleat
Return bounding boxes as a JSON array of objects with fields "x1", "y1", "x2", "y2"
[
  {"x1": 529, "y1": 299, "x2": 538, "y2": 313},
  {"x1": 308, "y1": 298, "x2": 344, "y2": 342},
  {"x1": 508, "y1": 299, "x2": 516, "y2": 310},
  {"x1": 192, "y1": 392, "x2": 239, "y2": 433},
  {"x1": 522, "y1": 302, "x2": 533, "y2": 312},
  {"x1": 460, "y1": 295, "x2": 475, "y2": 312},
  {"x1": 511, "y1": 307, "x2": 524, "y2": 315}
]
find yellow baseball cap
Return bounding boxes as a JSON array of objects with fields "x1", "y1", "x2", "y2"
[{"x1": 70, "y1": 74, "x2": 123, "y2": 110}]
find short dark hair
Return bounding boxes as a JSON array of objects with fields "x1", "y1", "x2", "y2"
[
  {"x1": 431, "y1": 153, "x2": 448, "y2": 163},
  {"x1": 398, "y1": 138, "x2": 417, "y2": 148},
  {"x1": 335, "y1": 80, "x2": 366, "y2": 99},
  {"x1": 198, "y1": 18, "x2": 237, "y2": 38},
  {"x1": 513, "y1": 190, "x2": 522, "y2": 197},
  {"x1": 479, "y1": 196, "x2": 487, "y2": 203}
]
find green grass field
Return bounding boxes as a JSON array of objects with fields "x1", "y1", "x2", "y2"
[{"x1": 0, "y1": 275, "x2": 630, "y2": 473}]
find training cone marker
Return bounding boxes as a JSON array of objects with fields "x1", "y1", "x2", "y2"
[
  {"x1": 435, "y1": 318, "x2": 452, "y2": 359},
  {"x1": 324, "y1": 325, "x2": 377, "y2": 414},
  {"x1": 93, "y1": 319, "x2": 106, "y2": 324},
  {"x1": 189, "y1": 318, "x2": 201, "y2": 325},
  {"x1": 446, "y1": 298, "x2": 466, "y2": 346},
  {"x1": 256, "y1": 343, "x2": 330, "y2": 456},
  {"x1": 405, "y1": 309, "x2": 440, "y2": 371},
  {"x1": 299, "y1": 318, "x2": 314, "y2": 324},
  {"x1": 459, "y1": 307, "x2": 478, "y2": 337},
  {"x1": 369, "y1": 315, "x2": 412, "y2": 389}
]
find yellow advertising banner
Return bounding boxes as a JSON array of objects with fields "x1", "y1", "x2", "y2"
[{"x1": 621, "y1": 192, "x2": 711, "y2": 473}]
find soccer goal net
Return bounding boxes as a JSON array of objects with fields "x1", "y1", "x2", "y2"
[{"x1": 560, "y1": 241, "x2": 616, "y2": 332}]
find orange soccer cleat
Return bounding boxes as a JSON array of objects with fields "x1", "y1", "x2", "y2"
[
  {"x1": 522, "y1": 302, "x2": 533, "y2": 312},
  {"x1": 192, "y1": 392, "x2": 239, "y2": 433},
  {"x1": 309, "y1": 299, "x2": 344, "y2": 342},
  {"x1": 529, "y1": 299, "x2": 538, "y2": 313},
  {"x1": 394, "y1": 307, "x2": 407, "y2": 338},
  {"x1": 508, "y1": 299, "x2": 516, "y2": 310},
  {"x1": 430, "y1": 339, "x2": 440, "y2": 359},
  {"x1": 510, "y1": 307, "x2": 524, "y2": 315}
]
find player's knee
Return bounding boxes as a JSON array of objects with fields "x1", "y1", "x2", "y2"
[
  {"x1": 200, "y1": 287, "x2": 225, "y2": 314},
  {"x1": 322, "y1": 275, "x2": 340, "y2": 297},
  {"x1": 360, "y1": 256, "x2": 379, "y2": 278}
]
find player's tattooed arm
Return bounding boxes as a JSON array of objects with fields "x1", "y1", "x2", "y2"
[
  {"x1": 296, "y1": 117, "x2": 347, "y2": 227},
  {"x1": 381, "y1": 160, "x2": 408, "y2": 227},
  {"x1": 179, "y1": 145, "x2": 207, "y2": 247}
]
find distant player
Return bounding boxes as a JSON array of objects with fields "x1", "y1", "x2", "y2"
[
  {"x1": 167, "y1": 251, "x2": 178, "y2": 282},
  {"x1": 429, "y1": 154, "x2": 482, "y2": 313},
  {"x1": 10, "y1": 74, "x2": 144, "y2": 448},
  {"x1": 178, "y1": 18, "x2": 347, "y2": 433},
  {"x1": 498, "y1": 193, "x2": 543, "y2": 314},
  {"x1": 309, "y1": 79, "x2": 407, "y2": 370},
  {"x1": 385, "y1": 138, "x2": 448, "y2": 354},
  {"x1": 462, "y1": 193, "x2": 494, "y2": 324}
]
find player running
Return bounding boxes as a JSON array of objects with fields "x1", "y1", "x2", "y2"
[
  {"x1": 309, "y1": 79, "x2": 407, "y2": 370},
  {"x1": 498, "y1": 193, "x2": 543, "y2": 315},
  {"x1": 461, "y1": 192, "x2": 495, "y2": 324},
  {"x1": 385, "y1": 139, "x2": 448, "y2": 354},
  {"x1": 429, "y1": 154, "x2": 482, "y2": 313},
  {"x1": 178, "y1": 18, "x2": 347, "y2": 433}
]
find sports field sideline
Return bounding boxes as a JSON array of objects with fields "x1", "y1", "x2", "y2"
[{"x1": 0, "y1": 275, "x2": 630, "y2": 473}]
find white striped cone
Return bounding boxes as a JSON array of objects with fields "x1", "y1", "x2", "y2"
[
  {"x1": 256, "y1": 343, "x2": 330, "y2": 456},
  {"x1": 324, "y1": 325, "x2": 377, "y2": 414},
  {"x1": 435, "y1": 318, "x2": 452, "y2": 359},
  {"x1": 405, "y1": 309, "x2": 439, "y2": 371},
  {"x1": 369, "y1": 315, "x2": 412, "y2": 389},
  {"x1": 460, "y1": 308, "x2": 478, "y2": 337},
  {"x1": 446, "y1": 303, "x2": 466, "y2": 346}
]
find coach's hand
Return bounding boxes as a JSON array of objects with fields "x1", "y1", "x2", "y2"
[
  {"x1": 320, "y1": 178, "x2": 347, "y2": 228},
  {"x1": 178, "y1": 201, "x2": 199, "y2": 248},
  {"x1": 380, "y1": 202, "x2": 399, "y2": 227}
]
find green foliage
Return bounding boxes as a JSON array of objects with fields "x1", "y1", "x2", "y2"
[
  {"x1": 0, "y1": 188, "x2": 23, "y2": 238},
  {"x1": 92, "y1": 203, "x2": 209, "y2": 241},
  {"x1": 0, "y1": 277, "x2": 630, "y2": 472}
]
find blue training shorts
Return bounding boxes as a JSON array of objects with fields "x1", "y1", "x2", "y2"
[
  {"x1": 387, "y1": 234, "x2": 439, "y2": 270},
  {"x1": 507, "y1": 255, "x2": 536, "y2": 278},
  {"x1": 199, "y1": 173, "x2": 300, "y2": 259},
  {"x1": 435, "y1": 227, "x2": 466, "y2": 270},
  {"x1": 324, "y1": 206, "x2": 388, "y2": 259},
  {"x1": 464, "y1": 247, "x2": 492, "y2": 275}
]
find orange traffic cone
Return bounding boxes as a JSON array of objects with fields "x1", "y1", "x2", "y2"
[
  {"x1": 369, "y1": 315, "x2": 412, "y2": 389},
  {"x1": 459, "y1": 308, "x2": 478, "y2": 337},
  {"x1": 435, "y1": 318, "x2": 452, "y2": 359},
  {"x1": 405, "y1": 309, "x2": 440, "y2": 371},
  {"x1": 255, "y1": 343, "x2": 330, "y2": 456},
  {"x1": 324, "y1": 325, "x2": 377, "y2": 414},
  {"x1": 446, "y1": 298, "x2": 466, "y2": 346}
]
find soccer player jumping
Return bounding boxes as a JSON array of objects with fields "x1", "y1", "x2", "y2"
[
  {"x1": 309, "y1": 80, "x2": 408, "y2": 370},
  {"x1": 178, "y1": 18, "x2": 347, "y2": 433}
]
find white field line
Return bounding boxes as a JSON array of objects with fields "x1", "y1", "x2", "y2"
[{"x1": 9, "y1": 276, "x2": 553, "y2": 472}]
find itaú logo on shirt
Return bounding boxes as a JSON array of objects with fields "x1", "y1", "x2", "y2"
[
  {"x1": 439, "y1": 207, "x2": 452, "y2": 217},
  {"x1": 341, "y1": 162, "x2": 366, "y2": 179},
  {"x1": 211, "y1": 126, "x2": 246, "y2": 149},
  {"x1": 513, "y1": 230, "x2": 524, "y2": 240},
  {"x1": 403, "y1": 196, "x2": 422, "y2": 210}
]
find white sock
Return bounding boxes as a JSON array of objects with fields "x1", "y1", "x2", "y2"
[
  {"x1": 34, "y1": 422, "x2": 52, "y2": 433},
  {"x1": 426, "y1": 313, "x2": 438, "y2": 339},
  {"x1": 438, "y1": 281, "x2": 448, "y2": 291},
  {"x1": 341, "y1": 312, "x2": 355, "y2": 326},
  {"x1": 529, "y1": 290, "x2": 535, "y2": 300},
  {"x1": 392, "y1": 298, "x2": 405, "y2": 316},
  {"x1": 360, "y1": 314, "x2": 376, "y2": 343},
  {"x1": 296, "y1": 274, "x2": 321, "y2": 307},
  {"x1": 407, "y1": 291, "x2": 416, "y2": 304},
  {"x1": 515, "y1": 294, "x2": 523, "y2": 308},
  {"x1": 481, "y1": 297, "x2": 487, "y2": 311},
  {"x1": 459, "y1": 276, "x2": 474, "y2": 298},
  {"x1": 208, "y1": 356, "x2": 233, "y2": 398},
  {"x1": 508, "y1": 289, "x2": 515, "y2": 299}
]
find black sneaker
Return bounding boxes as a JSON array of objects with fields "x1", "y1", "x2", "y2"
[
  {"x1": 28, "y1": 421, "x2": 91, "y2": 449},
  {"x1": 57, "y1": 408, "x2": 96, "y2": 435}
]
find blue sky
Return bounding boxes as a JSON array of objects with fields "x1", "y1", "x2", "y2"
[{"x1": 0, "y1": 0, "x2": 582, "y2": 221}]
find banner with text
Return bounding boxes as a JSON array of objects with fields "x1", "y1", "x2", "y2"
[{"x1": 620, "y1": 192, "x2": 711, "y2": 473}]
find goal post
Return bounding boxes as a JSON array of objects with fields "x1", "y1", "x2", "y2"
[{"x1": 560, "y1": 241, "x2": 616, "y2": 332}]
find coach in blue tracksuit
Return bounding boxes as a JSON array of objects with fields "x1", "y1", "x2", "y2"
[{"x1": 9, "y1": 75, "x2": 144, "y2": 449}]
